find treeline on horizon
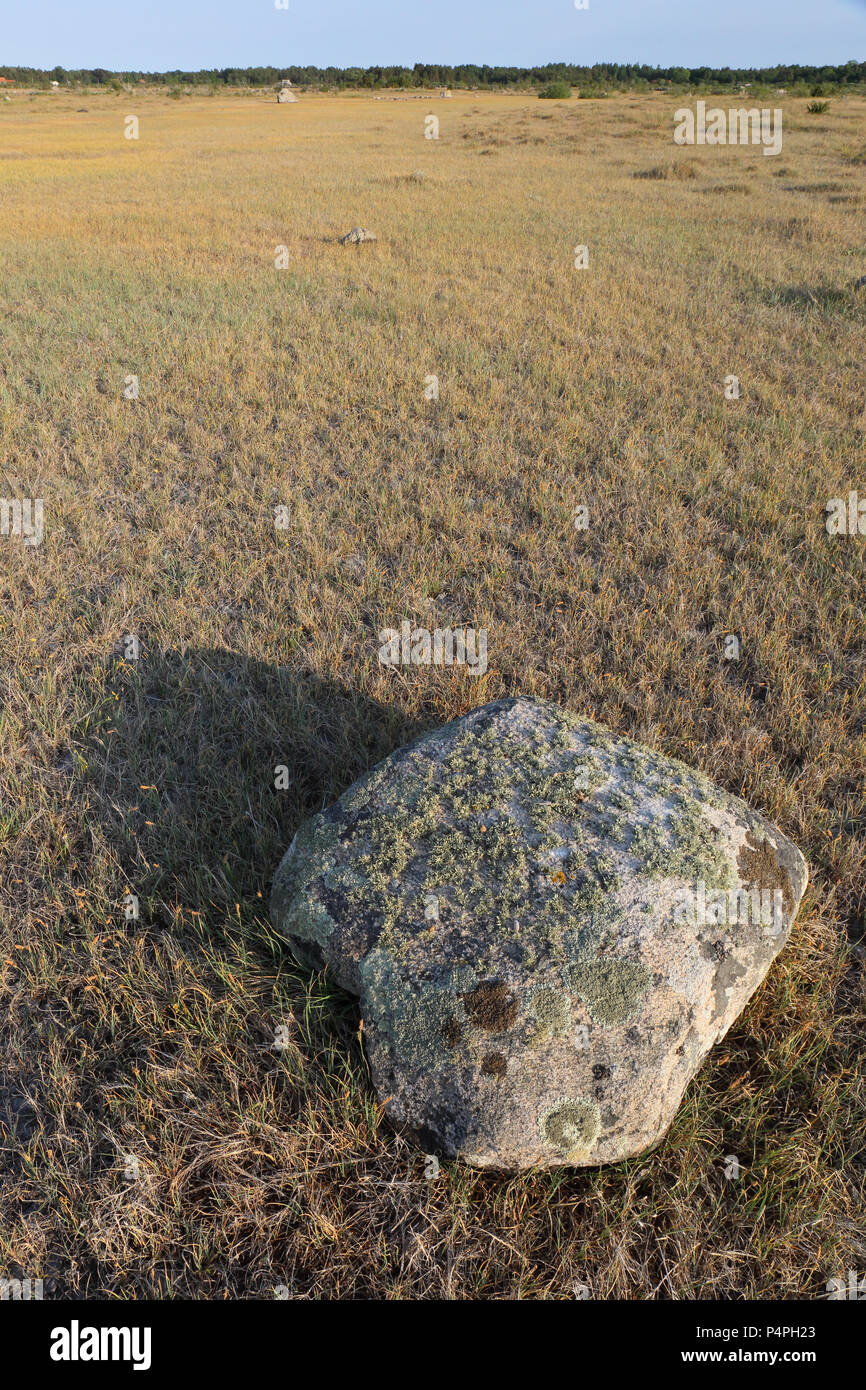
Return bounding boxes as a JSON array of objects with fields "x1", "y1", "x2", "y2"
[{"x1": 1, "y1": 59, "x2": 865, "y2": 91}]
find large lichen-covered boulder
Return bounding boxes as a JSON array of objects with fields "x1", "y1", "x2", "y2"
[{"x1": 270, "y1": 698, "x2": 807, "y2": 1171}]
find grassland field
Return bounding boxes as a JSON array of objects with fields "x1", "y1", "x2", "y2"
[{"x1": 0, "y1": 85, "x2": 864, "y2": 1299}]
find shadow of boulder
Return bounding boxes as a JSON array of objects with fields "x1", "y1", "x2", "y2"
[
  {"x1": 81, "y1": 647, "x2": 427, "y2": 943},
  {"x1": 758, "y1": 284, "x2": 854, "y2": 314}
]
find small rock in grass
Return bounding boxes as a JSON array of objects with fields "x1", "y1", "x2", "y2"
[{"x1": 340, "y1": 227, "x2": 378, "y2": 244}]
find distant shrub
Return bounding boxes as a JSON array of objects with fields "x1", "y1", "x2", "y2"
[
  {"x1": 807, "y1": 100, "x2": 830, "y2": 114},
  {"x1": 538, "y1": 81, "x2": 571, "y2": 100}
]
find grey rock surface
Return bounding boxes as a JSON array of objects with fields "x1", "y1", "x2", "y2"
[{"x1": 271, "y1": 697, "x2": 807, "y2": 1171}]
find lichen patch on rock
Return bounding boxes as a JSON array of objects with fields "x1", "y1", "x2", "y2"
[{"x1": 540, "y1": 1097, "x2": 602, "y2": 1158}]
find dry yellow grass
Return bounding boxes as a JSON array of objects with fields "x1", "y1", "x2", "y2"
[{"x1": 0, "y1": 86, "x2": 864, "y2": 1299}]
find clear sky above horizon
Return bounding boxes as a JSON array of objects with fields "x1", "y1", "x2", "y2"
[{"x1": 2, "y1": 0, "x2": 865, "y2": 72}]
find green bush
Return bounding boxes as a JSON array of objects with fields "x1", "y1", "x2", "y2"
[
  {"x1": 807, "y1": 100, "x2": 830, "y2": 114},
  {"x1": 538, "y1": 81, "x2": 571, "y2": 100}
]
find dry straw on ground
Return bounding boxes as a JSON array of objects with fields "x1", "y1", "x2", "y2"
[{"x1": 0, "y1": 87, "x2": 864, "y2": 1299}]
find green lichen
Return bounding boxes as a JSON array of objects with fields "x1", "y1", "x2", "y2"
[
  {"x1": 529, "y1": 986, "x2": 572, "y2": 1038},
  {"x1": 278, "y1": 702, "x2": 740, "y2": 994},
  {"x1": 629, "y1": 802, "x2": 733, "y2": 891},
  {"x1": 343, "y1": 719, "x2": 602, "y2": 947},
  {"x1": 359, "y1": 949, "x2": 476, "y2": 1068},
  {"x1": 540, "y1": 1097, "x2": 601, "y2": 1156},
  {"x1": 282, "y1": 894, "x2": 336, "y2": 952},
  {"x1": 330, "y1": 712, "x2": 721, "y2": 974},
  {"x1": 562, "y1": 882, "x2": 624, "y2": 957},
  {"x1": 564, "y1": 954, "x2": 651, "y2": 1026},
  {"x1": 272, "y1": 814, "x2": 343, "y2": 949}
]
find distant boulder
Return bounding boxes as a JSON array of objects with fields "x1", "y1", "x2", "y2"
[{"x1": 340, "y1": 227, "x2": 378, "y2": 245}]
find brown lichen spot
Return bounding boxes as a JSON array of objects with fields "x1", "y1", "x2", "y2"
[
  {"x1": 737, "y1": 831, "x2": 795, "y2": 914},
  {"x1": 441, "y1": 1016, "x2": 462, "y2": 1048},
  {"x1": 481, "y1": 1052, "x2": 507, "y2": 1077},
  {"x1": 462, "y1": 980, "x2": 518, "y2": 1032}
]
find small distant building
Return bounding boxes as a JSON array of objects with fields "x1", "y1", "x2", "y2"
[{"x1": 439, "y1": 89, "x2": 451, "y2": 98}]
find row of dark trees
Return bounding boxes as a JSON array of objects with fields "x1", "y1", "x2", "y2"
[{"x1": 1, "y1": 60, "x2": 864, "y2": 89}]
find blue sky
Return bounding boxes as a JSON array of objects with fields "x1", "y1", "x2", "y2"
[{"x1": 3, "y1": 0, "x2": 865, "y2": 71}]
